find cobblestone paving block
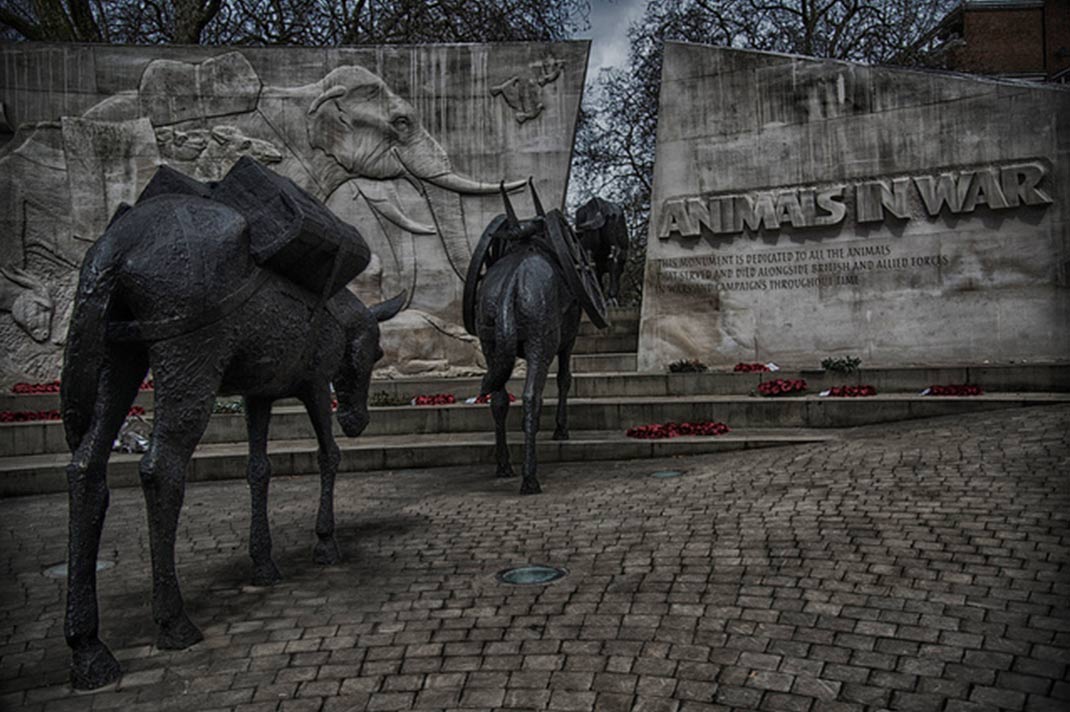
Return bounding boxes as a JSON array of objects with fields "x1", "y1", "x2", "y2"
[{"x1": 1, "y1": 405, "x2": 1068, "y2": 711}]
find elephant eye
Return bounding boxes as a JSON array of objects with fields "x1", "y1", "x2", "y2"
[{"x1": 391, "y1": 116, "x2": 411, "y2": 132}]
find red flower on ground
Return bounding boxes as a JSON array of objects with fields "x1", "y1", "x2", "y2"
[
  {"x1": 758, "y1": 379, "x2": 807, "y2": 397},
  {"x1": 0, "y1": 409, "x2": 61, "y2": 422},
  {"x1": 926, "y1": 384, "x2": 983, "y2": 396},
  {"x1": 10, "y1": 379, "x2": 153, "y2": 393},
  {"x1": 412, "y1": 393, "x2": 456, "y2": 406},
  {"x1": 826, "y1": 385, "x2": 877, "y2": 397},
  {"x1": 10, "y1": 380, "x2": 61, "y2": 394},
  {"x1": 626, "y1": 421, "x2": 731, "y2": 439},
  {"x1": 1, "y1": 405, "x2": 146, "y2": 423}
]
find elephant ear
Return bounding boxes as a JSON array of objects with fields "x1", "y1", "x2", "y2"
[
  {"x1": 306, "y1": 85, "x2": 355, "y2": 171},
  {"x1": 370, "y1": 291, "x2": 407, "y2": 322}
]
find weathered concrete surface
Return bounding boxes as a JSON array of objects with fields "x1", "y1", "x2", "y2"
[
  {"x1": 1, "y1": 404, "x2": 1068, "y2": 710},
  {"x1": 639, "y1": 42, "x2": 1070, "y2": 371},
  {"x1": 0, "y1": 41, "x2": 588, "y2": 387}
]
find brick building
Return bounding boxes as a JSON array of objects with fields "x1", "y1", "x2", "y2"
[{"x1": 927, "y1": 0, "x2": 1070, "y2": 81}]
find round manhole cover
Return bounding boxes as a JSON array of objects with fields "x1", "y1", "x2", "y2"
[
  {"x1": 650, "y1": 469, "x2": 684, "y2": 479},
  {"x1": 496, "y1": 565, "x2": 568, "y2": 585},
  {"x1": 43, "y1": 560, "x2": 115, "y2": 579}
]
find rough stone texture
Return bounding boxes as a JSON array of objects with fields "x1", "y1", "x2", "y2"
[
  {"x1": 2, "y1": 404, "x2": 1068, "y2": 710},
  {"x1": 0, "y1": 41, "x2": 588, "y2": 387},
  {"x1": 373, "y1": 309, "x2": 487, "y2": 379},
  {"x1": 638, "y1": 42, "x2": 1070, "y2": 372}
]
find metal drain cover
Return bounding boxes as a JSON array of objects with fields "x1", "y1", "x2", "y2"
[
  {"x1": 497, "y1": 565, "x2": 568, "y2": 585},
  {"x1": 43, "y1": 560, "x2": 115, "y2": 578},
  {"x1": 650, "y1": 469, "x2": 684, "y2": 479}
]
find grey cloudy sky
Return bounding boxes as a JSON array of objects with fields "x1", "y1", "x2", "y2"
[{"x1": 576, "y1": 0, "x2": 649, "y2": 74}]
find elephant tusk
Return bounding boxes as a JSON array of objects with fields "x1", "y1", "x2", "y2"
[
  {"x1": 363, "y1": 195, "x2": 437, "y2": 235},
  {"x1": 392, "y1": 148, "x2": 526, "y2": 195},
  {"x1": 423, "y1": 172, "x2": 526, "y2": 195}
]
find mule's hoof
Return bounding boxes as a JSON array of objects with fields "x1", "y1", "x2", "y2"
[
  {"x1": 496, "y1": 466, "x2": 516, "y2": 479},
  {"x1": 252, "y1": 560, "x2": 283, "y2": 586},
  {"x1": 313, "y1": 538, "x2": 341, "y2": 566},
  {"x1": 552, "y1": 429, "x2": 569, "y2": 441},
  {"x1": 70, "y1": 640, "x2": 121, "y2": 690},
  {"x1": 519, "y1": 480, "x2": 542, "y2": 495},
  {"x1": 156, "y1": 613, "x2": 203, "y2": 650}
]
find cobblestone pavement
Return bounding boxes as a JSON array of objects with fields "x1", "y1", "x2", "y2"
[{"x1": 1, "y1": 405, "x2": 1068, "y2": 712}]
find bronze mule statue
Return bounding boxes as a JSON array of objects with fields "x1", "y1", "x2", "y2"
[
  {"x1": 60, "y1": 160, "x2": 403, "y2": 689},
  {"x1": 463, "y1": 183, "x2": 607, "y2": 494},
  {"x1": 574, "y1": 196, "x2": 630, "y2": 305}
]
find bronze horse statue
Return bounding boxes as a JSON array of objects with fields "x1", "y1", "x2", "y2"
[
  {"x1": 60, "y1": 161, "x2": 403, "y2": 689},
  {"x1": 574, "y1": 196, "x2": 630, "y2": 305},
  {"x1": 464, "y1": 183, "x2": 606, "y2": 494}
]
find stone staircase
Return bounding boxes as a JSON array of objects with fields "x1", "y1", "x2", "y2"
[{"x1": 2, "y1": 307, "x2": 1067, "y2": 496}]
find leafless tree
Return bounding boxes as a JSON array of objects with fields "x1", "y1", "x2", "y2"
[
  {"x1": 1, "y1": 0, "x2": 590, "y2": 45},
  {"x1": 0, "y1": 0, "x2": 105, "y2": 42}
]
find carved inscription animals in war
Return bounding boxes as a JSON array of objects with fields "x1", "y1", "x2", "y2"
[{"x1": 657, "y1": 161, "x2": 1053, "y2": 239}]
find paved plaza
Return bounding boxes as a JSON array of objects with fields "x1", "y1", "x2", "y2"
[{"x1": 1, "y1": 405, "x2": 1068, "y2": 712}]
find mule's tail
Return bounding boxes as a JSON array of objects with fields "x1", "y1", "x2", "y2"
[
  {"x1": 480, "y1": 275, "x2": 520, "y2": 394},
  {"x1": 61, "y1": 243, "x2": 119, "y2": 452}
]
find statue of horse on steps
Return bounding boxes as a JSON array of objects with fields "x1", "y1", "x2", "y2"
[
  {"x1": 463, "y1": 182, "x2": 607, "y2": 494},
  {"x1": 574, "y1": 196, "x2": 630, "y2": 306},
  {"x1": 60, "y1": 161, "x2": 404, "y2": 690}
]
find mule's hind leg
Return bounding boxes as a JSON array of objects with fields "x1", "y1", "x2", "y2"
[
  {"x1": 519, "y1": 348, "x2": 554, "y2": 495},
  {"x1": 245, "y1": 397, "x2": 281, "y2": 585},
  {"x1": 552, "y1": 342, "x2": 575, "y2": 441},
  {"x1": 479, "y1": 340, "x2": 515, "y2": 478},
  {"x1": 66, "y1": 350, "x2": 147, "y2": 689},
  {"x1": 139, "y1": 363, "x2": 219, "y2": 650},
  {"x1": 490, "y1": 389, "x2": 514, "y2": 478},
  {"x1": 300, "y1": 383, "x2": 342, "y2": 565}
]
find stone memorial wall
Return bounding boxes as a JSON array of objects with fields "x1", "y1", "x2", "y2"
[
  {"x1": 639, "y1": 42, "x2": 1069, "y2": 370},
  {"x1": 0, "y1": 41, "x2": 587, "y2": 386}
]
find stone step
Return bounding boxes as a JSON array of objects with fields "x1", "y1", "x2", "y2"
[
  {"x1": 0, "y1": 428, "x2": 838, "y2": 497},
  {"x1": 4, "y1": 364, "x2": 1065, "y2": 413},
  {"x1": 4, "y1": 393, "x2": 1066, "y2": 458},
  {"x1": 571, "y1": 333, "x2": 638, "y2": 354},
  {"x1": 361, "y1": 364, "x2": 1070, "y2": 403},
  {"x1": 577, "y1": 317, "x2": 638, "y2": 337},
  {"x1": 569, "y1": 352, "x2": 637, "y2": 372}
]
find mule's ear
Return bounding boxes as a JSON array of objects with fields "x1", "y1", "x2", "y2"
[
  {"x1": 528, "y1": 177, "x2": 545, "y2": 217},
  {"x1": 370, "y1": 291, "x2": 407, "y2": 322}
]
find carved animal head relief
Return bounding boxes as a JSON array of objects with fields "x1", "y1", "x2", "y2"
[
  {"x1": 0, "y1": 265, "x2": 53, "y2": 342},
  {"x1": 490, "y1": 56, "x2": 566, "y2": 124},
  {"x1": 307, "y1": 64, "x2": 526, "y2": 289},
  {"x1": 209, "y1": 126, "x2": 283, "y2": 165},
  {"x1": 155, "y1": 125, "x2": 283, "y2": 181},
  {"x1": 306, "y1": 65, "x2": 509, "y2": 194}
]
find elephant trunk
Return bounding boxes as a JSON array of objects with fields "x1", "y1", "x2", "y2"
[{"x1": 393, "y1": 132, "x2": 524, "y2": 280}]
